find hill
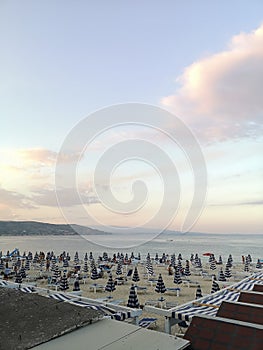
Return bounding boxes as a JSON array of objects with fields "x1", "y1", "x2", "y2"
[{"x1": 0, "y1": 221, "x2": 111, "y2": 236}]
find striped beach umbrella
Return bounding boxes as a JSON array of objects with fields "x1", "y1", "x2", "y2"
[
  {"x1": 74, "y1": 251, "x2": 79, "y2": 264},
  {"x1": 174, "y1": 266, "x2": 182, "y2": 285},
  {"x1": 20, "y1": 263, "x2": 27, "y2": 279},
  {"x1": 210, "y1": 259, "x2": 216, "y2": 271},
  {"x1": 218, "y1": 255, "x2": 223, "y2": 265},
  {"x1": 184, "y1": 260, "x2": 191, "y2": 276},
  {"x1": 116, "y1": 261, "x2": 123, "y2": 276},
  {"x1": 155, "y1": 273, "x2": 166, "y2": 294},
  {"x1": 63, "y1": 259, "x2": 69, "y2": 268},
  {"x1": 51, "y1": 265, "x2": 60, "y2": 284},
  {"x1": 91, "y1": 264, "x2": 99, "y2": 280},
  {"x1": 244, "y1": 257, "x2": 249, "y2": 272},
  {"x1": 59, "y1": 273, "x2": 69, "y2": 291},
  {"x1": 211, "y1": 280, "x2": 220, "y2": 293},
  {"x1": 83, "y1": 260, "x2": 89, "y2": 273},
  {"x1": 127, "y1": 284, "x2": 140, "y2": 308},
  {"x1": 195, "y1": 285, "x2": 203, "y2": 299},
  {"x1": 170, "y1": 254, "x2": 176, "y2": 268},
  {"x1": 218, "y1": 268, "x2": 226, "y2": 281},
  {"x1": 224, "y1": 265, "x2": 232, "y2": 278},
  {"x1": 105, "y1": 273, "x2": 116, "y2": 297},
  {"x1": 15, "y1": 270, "x2": 23, "y2": 284},
  {"x1": 132, "y1": 266, "x2": 140, "y2": 284},
  {"x1": 25, "y1": 258, "x2": 30, "y2": 271}
]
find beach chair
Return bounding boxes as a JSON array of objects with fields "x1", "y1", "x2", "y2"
[
  {"x1": 138, "y1": 317, "x2": 157, "y2": 329},
  {"x1": 135, "y1": 286, "x2": 148, "y2": 294}
]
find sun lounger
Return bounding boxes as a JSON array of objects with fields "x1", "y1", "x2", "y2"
[
  {"x1": 166, "y1": 287, "x2": 180, "y2": 296},
  {"x1": 138, "y1": 317, "x2": 157, "y2": 328},
  {"x1": 135, "y1": 286, "x2": 148, "y2": 294}
]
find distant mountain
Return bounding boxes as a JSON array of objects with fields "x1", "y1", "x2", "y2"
[{"x1": 0, "y1": 221, "x2": 111, "y2": 236}]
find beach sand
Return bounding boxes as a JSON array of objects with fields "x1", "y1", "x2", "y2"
[{"x1": 31, "y1": 258, "x2": 256, "y2": 333}]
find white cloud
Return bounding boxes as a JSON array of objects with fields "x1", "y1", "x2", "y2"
[{"x1": 161, "y1": 25, "x2": 263, "y2": 141}]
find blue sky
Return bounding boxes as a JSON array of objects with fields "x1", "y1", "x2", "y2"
[{"x1": 0, "y1": 1, "x2": 262, "y2": 234}]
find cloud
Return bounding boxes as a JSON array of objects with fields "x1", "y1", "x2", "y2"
[
  {"x1": 161, "y1": 25, "x2": 263, "y2": 141},
  {"x1": 0, "y1": 187, "x2": 35, "y2": 209},
  {"x1": 30, "y1": 187, "x2": 100, "y2": 207}
]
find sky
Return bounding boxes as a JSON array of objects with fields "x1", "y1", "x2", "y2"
[{"x1": 0, "y1": 1, "x2": 262, "y2": 234}]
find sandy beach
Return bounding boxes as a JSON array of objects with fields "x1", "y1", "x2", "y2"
[{"x1": 6, "y1": 251, "x2": 259, "y2": 334}]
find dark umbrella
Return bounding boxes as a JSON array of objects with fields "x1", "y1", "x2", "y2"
[
  {"x1": 195, "y1": 285, "x2": 203, "y2": 299},
  {"x1": 184, "y1": 260, "x2": 191, "y2": 276},
  {"x1": 218, "y1": 268, "x2": 226, "y2": 281},
  {"x1": 132, "y1": 266, "x2": 140, "y2": 284},
  {"x1": 174, "y1": 266, "x2": 182, "y2": 285},
  {"x1": 244, "y1": 257, "x2": 249, "y2": 272},
  {"x1": 83, "y1": 260, "x2": 89, "y2": 273},
  {"x1": 210, "y1": 259, "x2": 216, "y2": 271},
  {"x1": 218, "y1": 255, "x2": 223, "y2": 265},
  {"x1": 15, "y1": 270, "x2": 23, "y2": 284},
  {"x1": 116, "y1": 261, "x2": 123, "y2": 276},
  {"x1": 105, "y1": 273, "x2": 116, "y2": 298},
  {"x1": 59, "y1": 273, "x2": 69, "y2": 291},
  {"x1": 51, "y1": 265, "x2": 60, "y2": 284},
  {"x1": 224, "y1": 265, "x2": 232, "y2": 278},
  {"x1": 91, "y1": 264, "x2": 99, "y2": 280},
  {"x1": 211, "y1": 280, "x2": 220, "y2": 293},
  {"x1": 127, "y1": 284, "x2": 140, "y2": 308},
  {"x1": 155, "y1": 273, "x2": 166, "y2": 295}
]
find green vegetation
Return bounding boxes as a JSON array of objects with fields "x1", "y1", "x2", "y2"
[{"x1": 0, "y1": 221, "x2": 111, "y2": 236}]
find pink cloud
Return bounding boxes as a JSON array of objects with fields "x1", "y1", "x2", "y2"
[{"x1": 161, "y1": 25, "x2": 263, "y2": 141}]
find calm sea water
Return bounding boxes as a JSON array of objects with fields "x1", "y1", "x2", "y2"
[{"x1": 0, "y1": 233, "x2": 262, "y2": 262}]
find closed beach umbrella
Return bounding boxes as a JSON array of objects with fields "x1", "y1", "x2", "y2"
[
  {"x1": 59, "y1": 273, "x2": 69, "y2": 291},
  {"x1": 174, "y1": 266, "x2": 182, "y2": 285},
  {"x1": 155, "y1": 273, "x2": 166, "y2": 294},
  {"x1": 15, "y1": 270, "x2": 23, "y2": 284},
  {"x1": 63, "y1": 259, "x2": 69, "y2": 268},
  {"x1": 127, "y1": 284, "x2": 140, "y2": 308},
  {"x1": 224, "y1": 265, "x2": 232, "y2": 278},
  {"x1": 84, "y1": 252, "x2": 88, "y2": 261},
  {"x1": 25, "y1": 258, "x2": 30, "y2": 271},
  {"x1": 218, "y1": 255, "x2": 223, "y2": 265},
  {"x1": 177, "y1": 259, "x2": 183, "y2": 274},
  {"x1": 20, "y1": 263, "x2": 27, "y2": 279},
  {"x1": 83, "y1": 260, "x2": 88, "y2": 273},
  {"x1": 105, "y1": 273, "x2": 116, "y2": 297},
  {"x1": 116, "y1": 261, "x2": 123, "y2": 276},
  {"x1": 91, "y1": 264, "x2": 99, "y2": 280},
  {"x1": 244, "y1": 257, "x2": 249, "y2": 272},
  {"x1": 184, "y1": 260, "x2": 191, "y2": 276},
  {"x1": 170, "y1": 254, "x2": 176, "y2": 268},
  {"x1": 210, "y1": 259, "x2": 216, "y2": 271},
  {"x1": 132, "y1": 266, "x2": 140, "y2": 284},
  {"x1": 211, "y1": 280, "x2": 220, "y2": 293},
  {"x1": 146, "y1": 261, "x2": 154, "y2": 276},
  {"x1": 0, "y1": 260, "x2": 4, "y2": 270},
  {"x1": 195, "y1": 285, "x2": 203, "y2": 299},
  {"x1": 51, "y1": 265, "x2": 60, "y2": 284},
  {"x1": 218, "y1": 268, "x2": 226, "y2": 281}
]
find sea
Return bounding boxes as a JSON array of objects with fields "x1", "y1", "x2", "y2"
[{"x1": 0, "y1": 232, "x2": 262, "y2": 262}]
